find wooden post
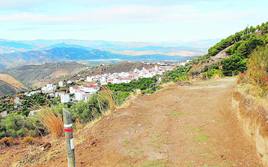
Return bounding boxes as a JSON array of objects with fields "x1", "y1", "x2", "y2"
[{"x1": 63, "y1": 108, "x2": 76, "y2": 167}]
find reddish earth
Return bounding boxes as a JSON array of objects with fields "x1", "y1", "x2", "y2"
[{"x1": 1, "y1": 78, "x2": 263, "y2": 167}]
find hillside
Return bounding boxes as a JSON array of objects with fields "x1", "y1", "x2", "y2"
[
  {"x1": 0, "y1": 74, "x2": 25, "y2": 89},
  {"x1": 188, "y1": 22, "x2": 268, "y2": 77},
  {"x1": 3, "y1": 62, "x2": 86, "y2": 88},
  {"x1": 0, "y1": 81, "x2": 21, "y2": 97},
  {"x1": 0, "y1": 74, "x2": 26, "y2": 96}
]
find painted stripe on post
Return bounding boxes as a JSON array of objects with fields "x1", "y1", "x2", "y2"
[
  {"x1": 64, "y1": 127, "x2": 73, "y2": 133},
  {"x1": 64, "y1": 124, "x2": 73, "y2": 128}
]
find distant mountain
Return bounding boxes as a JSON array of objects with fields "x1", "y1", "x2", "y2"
[{"x1": 0, "y1": 47, "x2": 191, "y2": 68}]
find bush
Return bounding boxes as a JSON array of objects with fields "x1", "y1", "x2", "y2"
[
  {"x1": 203, "y1": 68, "x2": 223, "y2": 79},
  {"x1": 107, "y1": 77, "x2": 159, "y2": 94},
  {"x1": 112, "y1": 91, "x2": 130, "y2": 106},
  {"x1": 0, "y1": 113, "x2": 43, "y2": 138},
  {"x1": 246, "y1": 46, "x2": 268, "y2": 95},
  {"x1": 236, "y1": 37, "x2": 265, "y2": 57},
  {"x1": 70, "y1": 94, "x2": 109, "y2": 123},
  {"x1": 163, "y1": 66, "x2": 190, "y2": 82},
  {"x1": 222, "y1": 55, "x2": 247, "y2": 76}
]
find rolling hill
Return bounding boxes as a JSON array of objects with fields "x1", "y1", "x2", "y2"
[
  {"x1": 3, "y1": 62, "x2": 86, "y2": 88},
  {"x1": 0, "y1": 74, "x2": 26, "y2": 96}
]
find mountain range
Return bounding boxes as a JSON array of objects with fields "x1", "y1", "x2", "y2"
[
  {"x1": 0, "y1": 39, "x2": 216, "y2": 69},
  {"x1": 0, "y1": 46, "x2": 192, "y2": 69}
]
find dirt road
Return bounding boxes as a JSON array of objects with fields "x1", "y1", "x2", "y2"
[{"x1": 24, "y1": 78, "x2": 263, "y2": 166}]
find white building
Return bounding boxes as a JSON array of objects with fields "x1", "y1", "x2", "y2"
[
  {"x1": 14, "y1": 97, "x2": 21, "y2": 108},
  {"x1": 86, "y1": 76, "x2": 93, "y2": 82},
  {"x1": 25, "y1": 90, "x2": 41, "y2": 97},
  {"x1": 41, "y1": 84, "x2": 56, "y2": 94},
  {"x1": 67, "y1": 80, "x2": 73, "y2": 85},
  {"x1": 60, "y1": 94, "x2": 70, "y2": 103},
  {"x1": 58, "y1": 81, "x2": 64, "y2": 87},
  {"x1": 74, "y1": 92, "x2": 84, "y2": 101}
]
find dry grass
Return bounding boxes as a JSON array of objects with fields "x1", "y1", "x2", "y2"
[
  {"x1": 38, "y1": 107, "x2": 64, "y2": 139},
  {"x1": 98, "y1": 87, "x2": 116, "y2": 111},
  {"x1": 245, "y1": 46, "x2": 268, "y2": 96},
  {"x1": 22, "y1": 136, "x2": 35, "y2": 145}
]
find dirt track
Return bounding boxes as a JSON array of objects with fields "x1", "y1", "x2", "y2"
[{"x1": 3, "y1": 78, "x2": 262, "y2": 167}]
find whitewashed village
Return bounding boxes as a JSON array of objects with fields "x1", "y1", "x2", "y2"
[
  {"x1": 28, "y1": 62, "x2": 178, "y2": 105},
  {"x1": 1, "y1": 62, "x2": 184, "y2": 118},
  {"x1": 43, "y1": 64, "x2": 174, "y2": 103}
]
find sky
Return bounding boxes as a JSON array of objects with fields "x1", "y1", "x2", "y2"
[{"x1": 0, "y1": 0, "x2": 267, "y2": 42}]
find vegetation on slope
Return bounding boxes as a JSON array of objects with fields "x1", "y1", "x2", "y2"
[
  {"x1": 189, "y1": 22, "x2": 268, "y2": 77},
  {"x1": 238, "y1": 45, "x2": 268, "y2": 96}
]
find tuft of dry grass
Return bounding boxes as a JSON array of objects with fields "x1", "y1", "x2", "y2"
[
  {"x1": 22, "y1": 136, "x2": 35, "y2": 145},
  {"x1": 38, "y1": 107, "x2": 64, "y2": 139},
  {"x1": 98, "y1": 87, "x2": 116, "y2": 111}
]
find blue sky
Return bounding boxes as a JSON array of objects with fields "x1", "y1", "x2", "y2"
[{"x1": 0, "y1": 0, "x2": 267, "y2": 42}]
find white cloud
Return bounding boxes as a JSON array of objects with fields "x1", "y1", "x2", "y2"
[
  {"x1": 0, "y1": 0, "x2": 45, "y2": 8},
  {"x1": 0, "y1": 4, "x2": 257, "y2": 25}
]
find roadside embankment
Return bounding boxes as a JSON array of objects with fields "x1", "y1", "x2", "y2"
[{"x1": 233, "y1": 88, "x2": 268, "y2": 166}]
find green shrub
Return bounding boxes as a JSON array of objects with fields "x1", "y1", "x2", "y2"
[
  {"x1": 70, "y1": 94, "x2": 109, "y2": 123},
  {"x1": 203, "y1": 68, "x2": 223, "y2": 79},
  {"x1": 107, "y1": 77, "x2": 159, "y2": 94},
  {"x1": 0, "y1": 113, "x2": 44, "y2": 138},
  {"x1": 163, "y1": 66, "x2": 190, "y2": 82},
  {"x1": 236, "y1": 37, "x2": 265, "y2": 57},
  {"x1": 112, "y1": 91, "x2": 130, "y2": 106},
  {"x1": 222, "y1": 55, "x2": 247, "y2": 76}
]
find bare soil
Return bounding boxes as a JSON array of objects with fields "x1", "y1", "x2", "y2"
[{"x1": 1, "y1": 78, "x2": 263, "y2": 167}]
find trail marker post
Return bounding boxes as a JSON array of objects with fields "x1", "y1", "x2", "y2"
[{"x1": 63, "y1": 108, "x2": 76, "y2": 167}]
